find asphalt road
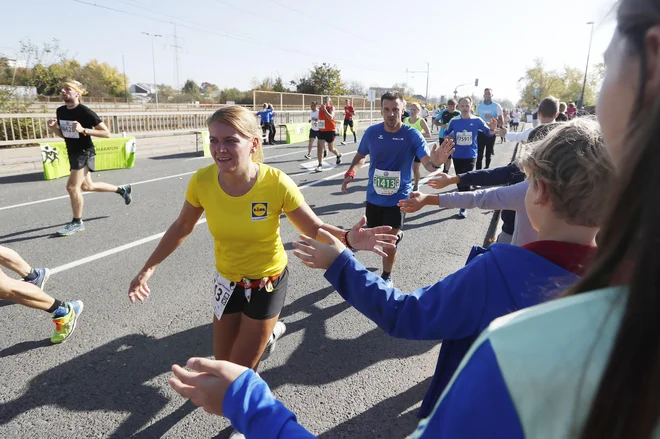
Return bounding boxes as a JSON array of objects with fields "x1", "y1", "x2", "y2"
[{"x1": 0, "y1": 128, "x2": 517, "y2": 438}]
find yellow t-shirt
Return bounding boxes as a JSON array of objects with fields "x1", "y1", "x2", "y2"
[{"x1": 186, "y1": 163, "x2": 304, "y2": 281}]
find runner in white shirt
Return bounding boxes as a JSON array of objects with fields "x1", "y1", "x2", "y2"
[
  {"x1": 304, "y1": 101, "x2": 320, "y2": 159},
  {"x1": 430, "y1": 105, "x2": 440, "y2": 132},
  {"x1": 511, "y1": 109, "x2": 522, "y2": 131}
]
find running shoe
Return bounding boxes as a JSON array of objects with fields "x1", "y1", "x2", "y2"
[
  {"x1": 383, "y1": 277, "x2": 394, "y2": 288},
  {"x1": 229, "y1": 430, "x2": 245, "y2": 439},
  {"x1": 304, "y1": 153, "x2": 312, "y2": 160},
  {"x1": 57, "y1": 221, "x2": 85, "y2": 236},
  {"x1": 260, "y1": 321, "x2": 287, "y2": 361},
  {"x1": 324, "y1": 150, "x2": 328, "y2": 158},
  {"x1": 315, "y1": 165, "x2": 323, "y2": 173},
  {"x1": 354, "y1": 137, "x2": 359, "y2": 143},
  {"x1": 336, "y1": 154, "x2": 342, "y2": 165},
  {"x1": 51, "y1": 300, "x2": 84, "y2": 344},
  {"x1": 396, "y1": 231, "x2": 404, "y2": 246},
  {"x1": 458, "y1": 208, "x2": 467, "y2": 218},
  {"x1": 119, "y1": 184, "x2": 132, "y2": 205},
  {"x1": 25, "y1": 267, "x2": 50, "y2": 290},
  {"x1": 413, "y1": 185, "x2": 419, "y2": 192},
  {"x1": 340, "y1": 141, "x2": 347, "y2": 145}
]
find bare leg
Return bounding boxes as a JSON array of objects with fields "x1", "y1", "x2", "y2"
[
  {"x1": 317, "y1": 139, "x2": 326, "y2": 166},
  {"x1": 212, "y1": 313, "x2": 242, "y2": 361},
  {"x1": 413, "y1": 162, "x2": 421, "y2": 189},
  {"x1": 66, "y1": 168, "x2": 87, "y2": 219},
  {"x1": 0, "y1": 245, "x2": 31, "y2": 277},
  {"x1": 327, "y1": 140, "x2": 340, "y2": 157},
  {"x1": 81, "y1": 170, "x2": 118, "y2": 193},
  {"x1": 229, "y1": 314, "x2": 279, "y2": 370},
  {"x1": 382, "y1": 228, "x2": 399, "y2": 273},
  {"x1": 307, "y1": 138, "x2": 314, "y2": 155},
  {"x1": 0, "y1": 269, "x2": 55, "y2": 311}
]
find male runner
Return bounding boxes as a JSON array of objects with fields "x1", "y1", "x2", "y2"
[
  {"x1": 315, "y1": 96, "x2": 342, "y2": 172},
  {"x1": 0, "y1": 245, "x2": 83, "y2": 343},
  {"x1": 47, "y1": 80, "x2": 132, "y2": 236},
  {"x1": 341, "y1": 99, "x2": 358, "y2": 145},
  {"x1": 341, "y1": 92, "x2": 453, "y2": 287},
  {"x1": 434, "y1": 99, "x2": 460, "y2": 173},
  {"x1": 430, "y1": 105, "x2": 440, "y2": 133},
  {"x1": 476, "y1": 88, "x2": 504, "y2": 169}
]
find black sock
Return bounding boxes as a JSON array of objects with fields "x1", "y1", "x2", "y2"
[
  {"x1": 354, "y1": 133, "x2": 357, "y2": 141},
  {"x1": 72, "y1": 217, "x2": 82, "y2": 224},
  {"x1": 23, "y1": 268, "x2": 38, "y2": 282},
  {"x1": 116, "y1": 187, "x2": 125, "y2": 196},
  {"x1": 381, "y1": 271, "x2": 391, "y2": 280},
  {"x1": 343, "y1": 134, "x2": 346, "y2": 142},
  {"x1": 46, "y1": 299, "x2": 63, "y2": 314}
]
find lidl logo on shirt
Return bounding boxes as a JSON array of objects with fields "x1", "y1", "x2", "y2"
[{"x1": 251, "y1": 202, "x2": 268, "y2": 221}]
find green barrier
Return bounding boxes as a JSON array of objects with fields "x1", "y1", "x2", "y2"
[
  {"x1": 40, "y1": 137, "x2": 136, "y2": 180},
  {"x1": 284, "y1": 120, "x2": 360, "y2": 144},
  {"x1": 201, "y1": 130, "x2": 211, "y2": 157}
]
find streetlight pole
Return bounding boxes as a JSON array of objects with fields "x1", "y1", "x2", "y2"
[
  {"x1": 406, "y1": 65, "x2": 431, "y2": 103},
  {"x1": 142, "y1": 32, "x2": 163, "y2": 108},
  {"x1": 579, "y1": 22, "x2": 595, "y2": 110}
]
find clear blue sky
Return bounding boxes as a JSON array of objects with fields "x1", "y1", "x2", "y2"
[{"x1": 2, "y1": 0, "x2": 616, "y2": 102}]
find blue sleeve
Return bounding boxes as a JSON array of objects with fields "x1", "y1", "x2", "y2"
[
  {"x1": 435, "y1": 110, "x2": 444, "y2": 122},
  {"x1": 412, "y1": 340, "x2": 524, "y2": 439},
  {"x1": 444, "y1": 120, "x2": 455, "y2": 138},
  {"x1": 458, "y1": 163, "x2": 523, "y2": 187},
  {"x1": 224, "y1": 369, "x2": 317, "y2": 439},
  {"x1": 324, "y1": 250, "x2": 488, "y2": 340},
  {"x1": 478, "y1": 118, "x2": 494, "y2": 136},
  {"x1": 357, "y1": 128, "x2": 370, "y2": 156}
]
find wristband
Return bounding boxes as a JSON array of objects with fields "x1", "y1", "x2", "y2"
[
  {"x1": 344, "y1": 170, "x2": 355, "y2": 180},
  {"x1": 342, "y1": 230, "x2": 355, "y2": 250}
]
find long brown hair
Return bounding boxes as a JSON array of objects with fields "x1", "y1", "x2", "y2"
[{"x1": 567, "y1": 1, "x2": 660, "y2": 437}]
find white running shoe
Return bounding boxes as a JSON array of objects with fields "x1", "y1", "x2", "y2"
[{"x1": 260, "y1": 321, "x2": 287, "y2": 361}]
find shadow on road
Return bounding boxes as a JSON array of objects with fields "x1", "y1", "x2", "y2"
[
  {"x1": 0, "y1": 216, "x2": 109, "y2": 244},
  {"x1": 0, "y1": 282, "x2": 437, "y2": 438},
  {"x1": 149, "y1": 151, "x2": 201, "y2": 161},
  {"x1": 0, "y1": 339, "x2": 52, "y2": 358},
  {"x1": 0, "y1": 172, "x2": 45, "y2": 185}
]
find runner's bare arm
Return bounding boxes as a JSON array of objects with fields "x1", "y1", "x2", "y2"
[
  {"x1": 73, "y1": 121, "x2": 111, "y2": 138},
  {"x1": 46, "y1": 119, "x2": 64, "y2": 138},
  {"x1": 421, "y1": 118, "x2": 431, "y2": 138},
  {"x1": 320, "y1": 105, "x2": 335, "y2": 120}
]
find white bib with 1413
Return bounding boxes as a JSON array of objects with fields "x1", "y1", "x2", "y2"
[
  {"x1": 373, "y1": 168, "x2": 401, "y2": 196},
  {"x1": 212, "y1": 272, "x2": 236, "y2": 320}
]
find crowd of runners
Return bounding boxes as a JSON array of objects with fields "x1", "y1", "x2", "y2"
[{"x1": 2, "y1": 1, "x2": 659, "y2": 436}]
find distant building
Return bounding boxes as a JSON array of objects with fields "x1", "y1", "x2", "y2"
[
  {"x1": 0, "y1": 85, "x2": 37, "y2": 100},
  {"x1": 4, "y1": 58, "x2": 28, "y2": 69},
  {"x1": 129, "y1": 83, "x2": 156, "y2": 96}
]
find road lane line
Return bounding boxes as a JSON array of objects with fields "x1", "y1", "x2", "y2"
[{"x1": 48, "y1": 164, "x2": 368, "y2": 275}]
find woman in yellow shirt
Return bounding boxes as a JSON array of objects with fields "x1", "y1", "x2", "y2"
[{"x1": 127, "y1": 106, "x2": 394, "y2": 371}]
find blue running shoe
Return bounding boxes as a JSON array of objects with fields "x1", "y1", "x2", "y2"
[
  {"x1": 26, "y1": 268, "x2": 50, "y2": 290},
  {"x1": 119, "y1": 184, "x2": 132, "y2": 205},
  {"x1": 57, "y1": 221, "x2": 85, "y2": 236}
]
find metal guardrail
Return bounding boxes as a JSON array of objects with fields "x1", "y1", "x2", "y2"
[{"x1": 0, "y1": 110, "x2": 376, "y2": 146}]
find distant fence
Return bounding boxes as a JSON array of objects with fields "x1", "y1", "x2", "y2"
[
  {"x1": 253, "y1": 90, "x2": 370, "y2": 111},
  {"x1": 0, "y1": 110, "x2": 376, "y2": 147}
]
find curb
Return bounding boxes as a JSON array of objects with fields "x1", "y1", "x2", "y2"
[{"x1": 482, "y1": 142, "x2": 522, "y2": 248}]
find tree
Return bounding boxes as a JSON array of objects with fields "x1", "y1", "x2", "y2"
[
  {"x1": 182, "y1": 79, "x2": 201, "y2": 100},
  {"x1": 291, "y1": 63, "x2": 345, "y2": 95},
  {"x1": 391, "y1": 82, "x2": 414, "y2": 98},
  {"x1": 518, "y1": 58, "x2": 600, "y2": 108},
  {"x1": 272, "y1": 76, "x2": 287, "y2": 93},
  {"x1": 201, "y1": 82, "x2": 220, "y2": 99},
  {"x1": 345, "y1": 80, "x2": 366, "y2": 96}
]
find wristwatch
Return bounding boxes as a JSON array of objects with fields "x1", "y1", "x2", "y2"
[{"x1": 84, "y1": 128, "x2": 91, "y2": 135}]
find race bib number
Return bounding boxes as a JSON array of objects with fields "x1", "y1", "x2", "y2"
[
  {"x1": 317, "y1": 120, "x2": 326, "y2": 129},
  {"x1": 212, "y1": 272, "x2": 236, "y2": 320},
  {"x1": 59, "y1": 120, "x2": 80, "y2": 139},
  {"x1": 457, "y1": 130, "x2": 473, "y2": 146},
  {"x1": 373, "y1": 169, "x2": 401, "y2": 196},
  {"x1": 311, "y1": 120, "x2": 320, "y2": 130}
]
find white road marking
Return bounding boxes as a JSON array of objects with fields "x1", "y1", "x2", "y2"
[{"x1": 48, "y1": 165, "x2": 367, "y2": 275}]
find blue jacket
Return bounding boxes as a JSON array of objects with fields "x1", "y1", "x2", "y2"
[
  {"x1": 221, "y1": 244, "x2": 582, "y2": 437},
  {"x1": 458, "y1": 163, "x2": 526, "y2": 235}
]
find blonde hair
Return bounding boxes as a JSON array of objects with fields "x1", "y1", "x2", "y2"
[
  {"x1": 409, "y1": 102, "x2": 421, "y2": 111},
  {"x1": 63, "y1": 80, "x2": 88, "y2": 96},
  {"x1": 559, "y1": 102, "x2": 567, "y2": 113},
  {"x1": 520, "y1": 117, "x2": 614, "y2": 227},
  {"x1": 207, "y1": 106, "x2": 264, "y2": 163}
]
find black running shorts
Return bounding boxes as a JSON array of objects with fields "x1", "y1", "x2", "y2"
[
  {"x1": 366, "y1": 202, "x2": 405, "y2": 230},
  {"x1": 223, "y1": 267, "x2": 289, "y2": 320},
  {"x1": 317, "y1": 131, "x2": 336, "y2": 143},
  {"x1": 68, "y1": 149, "x2": 96, "y2": 172},
  {"x1": 309, "y1": 129, "x2": 319, "y2": 139},
  {"x1": 343, "y1": 118, "x2": 354, "y2": 128}
]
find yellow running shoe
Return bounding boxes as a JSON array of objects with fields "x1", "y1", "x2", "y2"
[{"x1": 51, "y1": 301, "x2": 84, "y2": 344}]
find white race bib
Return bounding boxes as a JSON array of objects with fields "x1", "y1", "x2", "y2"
[
  {"x1": 456, "y1": 130, "x2": 473, "y2": 146},
  {"x1": 373, "y1": 169, "x2": 401, "y2": 196},
  {"x1": 317, "y1": 120, "x2": 326, "y2": 130},
  {"x1": 212, "y1": 272, "x2": 236, "y2": 320},
  {"x1": 59, "y1": 120, "x2": 80, "y2": 139}
]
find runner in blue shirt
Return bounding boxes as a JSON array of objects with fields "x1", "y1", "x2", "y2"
[
  {"x1": 476, "y1": 88, "x2": 504, "y2": 168},
  {"x1": 443, "y1": 96, "x2": 497, "y2": 218},
  {"x1": 256, "y1": 104, "x2": 274, "y2": 144},
  {"x1": 340, "y1": 91, "x2": 453, "y2": 287}
]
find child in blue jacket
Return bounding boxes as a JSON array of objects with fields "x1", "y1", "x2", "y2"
[{"x1": 167, "y1": 118, "x2": 613, "y2": 438}]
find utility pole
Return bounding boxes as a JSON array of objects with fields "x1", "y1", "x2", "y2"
[
  {"x1": 406, "y1": 64, "x2": 431, "y2": 102},
  {"x1": 170, "y1": 24, "x2": 183, "y2": 91},
  {"x1": 579, "y1": 22, "x2": 595, "y2": 110},
  {"x1": 122, "y1": 55, "x2": 129, "y2": 104},
  {"x1": 141, "y1": 32, "x2": 163, "y2": 108}
]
